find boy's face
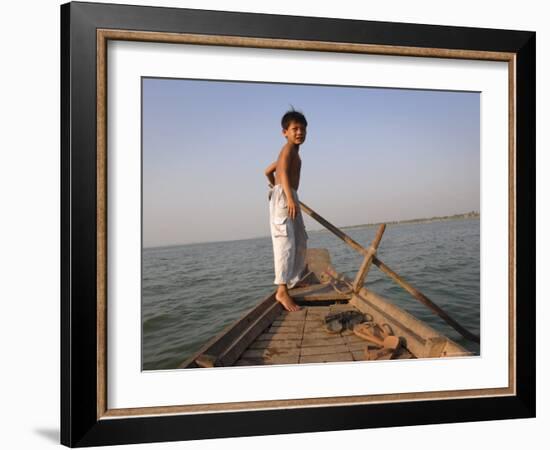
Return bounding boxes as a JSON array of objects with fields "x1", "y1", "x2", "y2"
[{"x1": 283, "y1": 120, "x2": 307, "y2": 145}]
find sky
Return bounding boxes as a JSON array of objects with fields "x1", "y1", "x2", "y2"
[{"x1": 142, "y1": 78, "x2": 479, "y2": 248}]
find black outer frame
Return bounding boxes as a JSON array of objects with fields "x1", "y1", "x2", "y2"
[{"x1": 60, "y1": 1, "x2": 535, "y2": 447}]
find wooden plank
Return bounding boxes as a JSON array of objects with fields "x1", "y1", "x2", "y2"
[
  {"x1": 264, "y1": 355, "x2": 300, "y2": 365},
  {"x1": 305, "y1": 314, "x2": 328, "y2": 322},
  {"x1": 236, "y1": 355, "x2": 300, "y2": 366},
  {"x1": 305, "y1": 306, "x2": 331, "y2": 314},
  {"x1": 269, "y1": 324, "x2": 303, "y2": 333},
  {"x1": 301, "y1": 336, "x2": 346, "y2": 347},
  {"x1": 328, "y1": 304, "x2": 357, "y2": 314},
  {"x1": 342, "y1": 334, "x2": 367, "y2": 345},
  {"x1": 304, "y1": 313, "x2": 330, "y2": 321},
  {"x1": 300, "y1": 353, "x2": 354, "y2": 363},
  {"x1": 295, "y1": 293, "x2": 352, "y2": 301},
  {"x1": 217, "y1": 301, "x2": 283, "y2": 366},
  {"x1": 255, "y1": 332, "x2": 302, "y2": 341},
  {"x1": 305, "y1": 313, "x2": 328, "y2": 321},
  {"x1": 248, "y1": 339, "x2": 301, "y2": 350},
  {"x1": 278, "y1": 309, "x2": 307, "y2": 320},
  {"x1": 241, "y1": 348, "x2": 301, "y2": 359},
  {"x1": 304, "y1": 321, "x2": 326, "y2": 332},
  {"x1": 288, "y1": 283, "x2": 333, "y2": 297},
  {"x1": 302, "y1": 331, "x2": 335, "y2": 340},
  {"x1": 423, "y1": 337, "x2": 448, "y2": 358},
  {"x1": 441, "y1": 348, "x2": 472, "y2": 358},
  {"x1": 300, "y1": 344, "x2": 350, "y2": 356},
  {"x1": 272, "y1": 316, "x2": 307, "y2": 326}
]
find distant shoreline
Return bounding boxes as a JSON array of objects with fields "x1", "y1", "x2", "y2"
[
  {"x1": 145, "y1": 211, "x2": 479, "y2": 249},
  {"x1": 323, "y1": 211, "x2": 480, "y2": 233}
]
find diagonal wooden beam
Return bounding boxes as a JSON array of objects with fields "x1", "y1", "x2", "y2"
[
  {"x1": 352, "y1": 224, "x2": 386, "y2": 293},
  {"x1": 299, "y1": 201, "x2": 368, "y2": 256}
]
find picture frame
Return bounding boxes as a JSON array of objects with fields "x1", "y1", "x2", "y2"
[{"x1": 60, "y1": 1, "x2": 535, "y2": 447}]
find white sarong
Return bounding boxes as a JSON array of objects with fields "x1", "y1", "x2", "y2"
[{"x1": 268, "y1": 184, "x2": 308, "y2": 288}]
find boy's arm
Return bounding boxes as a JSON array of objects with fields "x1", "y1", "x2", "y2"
[
  {"x1": 277, "y1": 146, "x2": 298, "y2": 219},
  {"x1": 264, "y1": 161, "x2": 277, "y2": 186}
]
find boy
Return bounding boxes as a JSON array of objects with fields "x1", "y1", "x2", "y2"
[{"x1": 264, "y1": 109, "x2": 309, "y2": 312}]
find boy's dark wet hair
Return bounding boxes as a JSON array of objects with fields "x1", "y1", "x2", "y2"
[{"x1": 281, "y1": 108, "x2": 308, "y2": 130}]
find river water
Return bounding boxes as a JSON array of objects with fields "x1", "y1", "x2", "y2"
[{"x1": 143, "y1": 218, "x2": 480, "y2": 370}]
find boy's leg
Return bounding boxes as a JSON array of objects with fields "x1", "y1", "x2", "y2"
[
  {"x1": 287, "y1": 208, "x2": 308, "y2": 289},
  {"x1": 272, "y1": 232, "x2": 302, "y2": 311},
  {"x1": 275, "y1": 283, "x2": 301, "y2": 312},
  {"x1": 269, "y1": 185, "x2": 301, "y2": 312}
]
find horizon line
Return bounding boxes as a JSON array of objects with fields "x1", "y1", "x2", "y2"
[{"x1": 144, "y1": 210, "x2": 480, "y2": 250}]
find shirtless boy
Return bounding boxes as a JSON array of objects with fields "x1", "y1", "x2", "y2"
[{"x1": 264, "y1": 109, "x2": 309, "y2": 312}]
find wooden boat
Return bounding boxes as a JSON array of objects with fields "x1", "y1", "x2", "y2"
[
  {"x1": 179, "y1": 246, "x2": 474, "y2": 368},
  {"x1": 179, "y1": 202, "x2": 478, "y2": 369}
]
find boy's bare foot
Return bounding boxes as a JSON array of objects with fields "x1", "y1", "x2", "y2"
[{"x1": 275, "y1": 287, "x2": 301, "y2": 312}]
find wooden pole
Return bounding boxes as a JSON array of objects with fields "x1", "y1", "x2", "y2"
[
  {"x1": 371, "y1": 256, "x2": 480, "y2": 344},
  {"x1": 352, "y1": 224, "x2": 386, "y2": 293},
  {"x1": 299, "y1": 201, "x2": 369, "y2": 256},
  {"x1": 298, "y1": 200, "x2": 480, "y2": 344}
]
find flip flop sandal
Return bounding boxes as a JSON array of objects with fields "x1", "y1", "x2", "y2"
[
  {"x1": 343, "y1": 311, "x2": 367, "y2": 330},
  {"x1": 324, "y1": 311, "x2": 351, "y2": 334},
  {"x1": 354, "y1": 324, "x2": 383, "y2": 347},
  {"x1": 324, "y1": 311, "x2": 367, "y2": 333},
  {"x1": 354, "y1": 323, "x2": 401, "y2": 350},
  {"x1": 374, "y1": 324, "x2": 401, "y2": 350},
  {"x1": 324, "y1": 312, "x2": 341, "y2": 323},
  {"x1": 324, "y1": 310, "x2": 369, "y2": 334},
  {"x1": 377, "y1": 322, "x2": 395, "y2": 338},
  {"x1": 324, "y1": 317, "x2": 344, "y2": 334},
  {"x1": 382, "y1": 335, "x2": 401, "y2": 350}
]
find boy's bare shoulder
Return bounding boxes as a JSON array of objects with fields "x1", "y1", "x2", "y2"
[
  {"x1": 278, "y1": 143, "x2": 296, "y2": 158},
  {"x1": 274, "y1": 145, "x2": 285, "y2": 162}
]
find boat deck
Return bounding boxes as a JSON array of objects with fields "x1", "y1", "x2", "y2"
[
  {"x1": 234, "y1": 303, "x2": 413, "y2": 366},
  {"x1": 179, "y1": 248, "x2": 472, "y2": 369}
]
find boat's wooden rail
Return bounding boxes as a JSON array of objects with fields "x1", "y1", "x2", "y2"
[
  {"x1": 178, "y1": 292, "x2": 283, "y2": 368},
  {"x1": 299, "y1": 200, "x2": 480, "y2": 345}
]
